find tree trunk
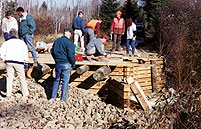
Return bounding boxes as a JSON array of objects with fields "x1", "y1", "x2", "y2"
[
  {"x1": 93, "y1": 66, "x2": 111, "y2": 81},
  {"x1": 76, "y1": 65, "x2": 90, "y2": 74}
]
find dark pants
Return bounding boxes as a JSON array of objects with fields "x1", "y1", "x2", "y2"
[
  {"x1": 4, "y1": 32, "x2": 10, "y2": 41},
  {"x1": 112, "y1": 34, "x2": 122, "y2": 50}
]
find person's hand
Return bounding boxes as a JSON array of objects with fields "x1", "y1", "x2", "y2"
[{"x1": 72, "y1": 64, "x2": 76, "y2": 69}]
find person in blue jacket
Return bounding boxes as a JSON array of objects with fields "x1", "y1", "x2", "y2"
[
  {"x1": 51, "y1": 28, "x2": 76, "y2": 101},
  {"x1": 72, "y1": 11, "x2": 85, "y2": 52},
  {"x1": 16, "y1": 7, "x2": 38, "y2": 66}
]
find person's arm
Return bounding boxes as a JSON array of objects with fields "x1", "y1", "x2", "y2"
[
  {"x1": 95, "y1": 22, "x2": 101, "y2": 35},
  {"x1": 0, "y1": 42, "x2": 7, "y2": 61},
  {"x1": 1, "y1": 18, "x2": 6, "y2": 33},
  {"x1": 122, "y1": 19, "x2": 125, "y2": 35},
  {"x1": 67, "y1": 42, "x2": 76, "y2": 68},
  {"x1": 110, "y1": 18, "x2": 115, "y2": 34},
  {"x1": 13, "y1": 17, "x2": 18, "y2": 32},
  {"x1": 81, "y1": 19, "x2": 86, "y2": 34},
  {"x1": 22, "y1": 42, "x2": 29, "y2": 63},
  {"x1": 27, "y1": 14, "x2": 36, "y2": 34}
]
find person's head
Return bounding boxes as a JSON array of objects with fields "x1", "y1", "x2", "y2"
[
  {"x1": 64, "y1": 28, "x2": 73, "y2": 38},
  {"x1": 9, "y1": 28, "x2": 18, "y2": 38},
  {"x1": 126, "y1": 18, "x2": 133, "y2": 27},
  {"x1": 102, "y1": 34, "x2": 108, "y2": 43},
  {"x1": 78, "y1": 11, "x2": 84, "y2": 17},
  {"x1": 98, "y1": 17, "x2": 102, "y2": 23},
  {"x1": 16, "y1": 7, "x2": 25, "y2": 16},
  {"x1": 6, "y1": 11, "x2": 12, "y2": 19},
  {"x1": 116, "y1": 11, "x2": 122, "y2": 18}
]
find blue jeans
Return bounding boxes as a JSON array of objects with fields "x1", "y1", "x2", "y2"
[
  {"x1": 4, "y1": 32, "x2": 10, "y2": 41},
  {"x1": 20, "y1": 34, "x2": 38, "y2": 62},
  {"x1": 126, "y1": 39, "x2": 136, "y2": 54},
  {"x1": 86, "y1": 28, "x2": 95, "y2": 44},
  {"x1": 51, "y1": 63, "x2": 72, "y2": 101}
]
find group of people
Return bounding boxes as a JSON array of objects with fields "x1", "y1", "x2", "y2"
[
  {"x1": 0, "y1": 8, "x2": 137, "y2": 101},
  {"x1": 72, "y1": 10, "x2": 137, "y2": 57},
  {"x1": 0, "y1": 7, "x2": 38, "y2": 99}
]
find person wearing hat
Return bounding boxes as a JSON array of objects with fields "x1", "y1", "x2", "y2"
[
  {"x1": 0, "y1": 28, "x2": 29, "y2": 99},
  {"x1": 16, "y1": 7, "x2": 38, "y2": 67},
  {"x1": 85, "y1": 18, "x2": 102, "y2": 44},
  {"x1": 85, "y1": 34, "x2": 108, "y2": 56},
  {"x1": 50, "y1": 28, "x2": 76, "y2": 101},
  {"x1": 110, "y1": 11, "x2": 125, "y2": 52},
  {"x1": 72, "y1": 11, "x2": 86, "y2": 52},
  {"x1": 1, "y1": 11, "x2": 18, "y2": 41}
]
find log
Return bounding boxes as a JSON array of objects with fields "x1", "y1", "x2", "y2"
[
  {"x1": 76, "y1": 65, "x2": 90, "y2": 74},
  {"x1": 0, "y1": 62, "x2": 6, "y2": 70},
  {"x1": 26, "y1": 64, "x2": 51, "y2": 79},
  {"x1": 93, "y1": 66, "x2": 111, "y2": 81}
]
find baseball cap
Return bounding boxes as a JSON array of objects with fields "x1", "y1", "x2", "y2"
[
  {"x1": 102, "y1": 34, "x2": 109, "y2": 39},
  {"x1": 64, "y1": 28, "x2": 72, "y2": 33}
]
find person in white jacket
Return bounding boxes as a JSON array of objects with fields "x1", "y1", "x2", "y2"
[
  {"x1": 1, "y1": 11, "x2": 18, "y2": 41},
  {"x1": 0, "y1": 28, "x2": 29, "y2": 98},
  {"x1": 125, "y1": 18, "x2": 137, "y2": 56}
]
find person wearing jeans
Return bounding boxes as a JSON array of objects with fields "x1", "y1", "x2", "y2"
[
  {"x1": 0, "y1": 28, "x2": 29, "y2": 98},
  {"x1": 16, "y1": 7, "x2": 38, "y2": 66},
  {"x1": 85, "y1": 18, "x2": 102, "y2": 44},
  {"x1": 51, "y1": 28, "x2": 76, "y2": 101},
  {"x1": 125, "y1": 18, "x2": 137, "y2": 56}
]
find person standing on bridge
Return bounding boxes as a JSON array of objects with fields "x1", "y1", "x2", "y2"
[
  {"x1": 72, "y1": 11, "x2": 85, "y2": 52},
  {"x1": 51, "y1": 28, "x2": 76, "y2": 101},
  {"x1": 125, "y1": 18, "x2": 137, "y2": 56},
  {"x1": 16, "y1": 7, "x2": 38, "y2": 67},
  {"x1": 1, "y1": 11, "x2": 18, "y2": 41},
  {"x1": 0, "y1": 28, "x2": 29, "y2": 99},
  {"x1": 110, "y1": 11, "x2": 125, "y2": 52}
]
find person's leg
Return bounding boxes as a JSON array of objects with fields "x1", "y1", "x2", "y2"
[
  {"x1": 112, "y1": 34, "x2": 117, "y2": 51},
  {"x1": 6, "y1": 63, "x2": 15, "y2": 97},
  {"x1": 51, "y1": 64, "x2": 62, "y2": 99},
  {"x1": 116, "y1": 34, "x2": 122, "y2": 51},
  {"x1": 60, "y1": 63, "x2": 71, "y2": 101},
  {"x1": 14, "y1": 63, "x2": 29, "y2": 97},
  {"x1": 74, "y1": 30, "x2": 79, "y2": 48},
  {"x1": 131, "y1": 40, "x2": 135, "y2": 55},
  {"x1": 88, "y1": 28, "x2": 95, "y2": 43},
  {"x1": 79, "y1": 30, "x2": 85, "y2": 51},
  {"x1": 126, "y1": 39, "x2": 130, "y2": 54},
  {"x1": 24, "y1": 34, "x2": 38, "y2": 63}
]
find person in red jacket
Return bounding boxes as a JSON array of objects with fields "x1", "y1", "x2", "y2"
[{"x1": 110, "y1": 11, "x2": 125, "y2": 52}]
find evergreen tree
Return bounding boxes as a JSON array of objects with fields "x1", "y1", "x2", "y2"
[{"x1": 100, "y1": 0, "x2": 120, "y2": 33}]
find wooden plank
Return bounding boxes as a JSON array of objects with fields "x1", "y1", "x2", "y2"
[
  {"x1": 130, "y1": 81, "x2": 152, "y2": 110},
  {"x1": 127, "y1": 77, "x2": 152, "y2": 110}
]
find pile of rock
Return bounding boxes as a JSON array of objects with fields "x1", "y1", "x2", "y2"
[{"x1": 0, "y1": 77, "x2": 170, "y2": 128}]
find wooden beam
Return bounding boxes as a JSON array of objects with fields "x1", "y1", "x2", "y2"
[
  {"x1": 127, "y1": 77, "x2": 152, "y2": 110},
  {"x1": 151, "y1": 60, "x2": 158, "y2": 92}
]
